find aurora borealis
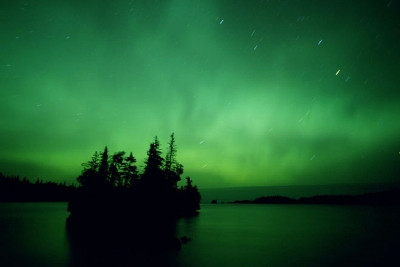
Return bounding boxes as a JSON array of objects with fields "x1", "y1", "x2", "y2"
[{"x1": 1, "y1": 0, "x2": 399, "y2": 188}]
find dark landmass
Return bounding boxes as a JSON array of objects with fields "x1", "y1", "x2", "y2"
[
  {"x1": 254, "y1": 195, "x2": 297, "y2": 204},
  {"x1": 228, "y1": 189, "x2": 400, "y2": 206},
  {"x1": 0, "y1": 172, "x2": 76, "y2": 202},
  {"x1": 66, "y1": 134, "x2": 201, "y2": 256}
]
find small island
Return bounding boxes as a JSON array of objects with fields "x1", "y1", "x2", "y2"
[{"x1": 66, "y1": 133, "x2": 201, "y2": 253}]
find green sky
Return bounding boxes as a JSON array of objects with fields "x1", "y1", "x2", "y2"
[{"x1": 1, "y1": 0, "x2": 399, "y2": 188}]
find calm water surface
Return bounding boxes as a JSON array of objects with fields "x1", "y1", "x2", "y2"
[
  {"x1": 0, "y1": 203, "x2": 399, "y2": 267},
  {"x1": 0, "y1": 203, "x2": 70, "y2": 267}
]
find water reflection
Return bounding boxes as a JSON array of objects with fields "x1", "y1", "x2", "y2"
[
  {"x1": 1, "y1": 203, "x2": 399, "y2": 267},
  {"x1": 0, "y1": 203, "x2": 70, "y2": 267},
  {"x1": 65, "y1": 212, "x2": 183, "y2": 266}
]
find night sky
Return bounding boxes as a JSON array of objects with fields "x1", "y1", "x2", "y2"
[{"x1": 1, "y1": 0, "x2": 399, "y2": 189}]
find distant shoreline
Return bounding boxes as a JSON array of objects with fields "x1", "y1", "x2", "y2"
[
  {"x1": 200, "y1": 183, "x2": 400, "y2": 203},
  {"x1": 221, "y1": 189, "x2": 400, "y2": 206}
]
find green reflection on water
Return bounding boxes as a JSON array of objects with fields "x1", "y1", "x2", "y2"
[
  {"x1": 176, "y1": 204, "x2": 400, "y2": 267},
  {"x1": 1, "y1": 203, "x2": 399, "y2": 267},
  {"x1": 0, "y1": 202, "x2": 70, "y2": 267}
]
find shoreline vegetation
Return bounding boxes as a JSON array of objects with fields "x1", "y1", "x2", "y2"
[{"x1": 0, "y1": 172, "x2": 75, "y2": 202}]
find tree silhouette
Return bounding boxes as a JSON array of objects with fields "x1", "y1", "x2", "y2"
[
  {"x1": 109, "y1": 151, "x2": 125, "y2": 187},
  {"x1": 181, "y1": 177, "x2": 201, "y2": 214},
  {"x1": 0, "y1": 172, "x2": 76, "y2": 202},
  {"x1": 98, "y1": 146, "x2": 109, "y2": 188},
  {"x1": 141, "y1": 136, "x2": 165, "y2": 190},
  {"x1": 164, "y1": 133, "x2": 183, "y2": 189},
  {"x1": 77, "y1": 150, "x2": 100, "y2": 188},
  {"x1": 122, "y1": 152, "x2": 138, "y2": 188}
]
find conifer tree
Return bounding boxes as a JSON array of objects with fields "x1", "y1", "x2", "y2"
[
  {"x1": 164, "y1": 133, "x2": 183, "y2": 189},
  {"x1": 142, "y1": 136, "x2": 164, "y2": 189},
  {"x1": 77, "y1": 151, "x2": 100, "y2": 188},
  {"x1": 182, "y1": 177, "x2": 201, "y2": 214},
  {"x1": 122, "y1": 152, "x2": 138, "y2": 188},
  {"x1": 109, "y1": 151, "x2": 125, "y2": 187},
  {"x1": 98, "y1": 146, "x2": 109, "y2": 188}
]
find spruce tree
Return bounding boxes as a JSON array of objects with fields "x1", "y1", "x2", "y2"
[
  {"x1": 122, "y1": 152, "x2": 138, "y2": 188},
  {"x1": 109, "y1": 151, "x2": 125, "y2": 187},
  {"x1": 142, "y1": 136, "x2": 164, "y2": 189},
  {"x1": 164, "y1": 133, "x2": 182, "y2": 189},
  {"x1": 182, "y1": 177, "x2": 201, "y2": 214},
  {"x1": 77, "y1": 151, "x2": 100, "y2": 188}
]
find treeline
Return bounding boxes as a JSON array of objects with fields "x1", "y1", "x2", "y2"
[
  {"x1": 228, "y1": 190, "x2": 400, "y2": 205},
  {"x1": 0, "y1": 173, "x2": 76, "y2": 202}
]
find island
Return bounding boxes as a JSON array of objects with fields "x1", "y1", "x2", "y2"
[{"x1": 66, "y1": 133, "x2": 201, "y2": 254}]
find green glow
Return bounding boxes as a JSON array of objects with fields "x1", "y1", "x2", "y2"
[{"x1": 1, "y1": 0, "x2": 399, "y2": 188}]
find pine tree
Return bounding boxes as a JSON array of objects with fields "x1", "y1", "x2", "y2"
[
  {"x1": 122, "y1": 152, "x2": 138, "y2": 188},
  {"x1": 98, "y1": 146, "x2": 109, "y2": 188},
  {"x1": 77, "y1": 151, "x2": 100, "y2": 188},
  {"x1": 142, "y1": 136, "x2": 165, "y2": 189},
  {"x1": 109, "y1": 151, "x2": 125, "y2": 187},
  {"x1": 182, "y1": 177, "x2": 201, "y2": 214},
  {"x1": 164, "y1": 133, "x2": 183, "y2": 189}
]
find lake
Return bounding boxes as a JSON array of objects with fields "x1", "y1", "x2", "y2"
[{"x1": 0, "y1": 203, "x2": 399, "y2": 267}]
